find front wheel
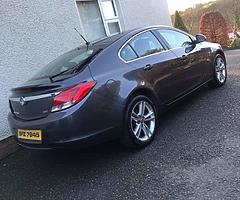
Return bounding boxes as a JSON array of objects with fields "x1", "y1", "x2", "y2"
[
  {"x1": 209, "y1": 54, "x2": 227, "y2": 87},
  {"x1": 121, "y1": 95, "x2": 158, "y2": 148}
]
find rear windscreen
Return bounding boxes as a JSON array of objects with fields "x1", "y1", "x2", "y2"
[{"x1": 32, "y1": 46, "x2": 101, "y2": 80}]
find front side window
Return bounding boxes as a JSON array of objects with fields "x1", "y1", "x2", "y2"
[
  {"x1": 157, "y1": 29, "x2": 193, "y2": 49},
  {"x1": 129, "y1": 31, "x2": 165, "y2": 57}
]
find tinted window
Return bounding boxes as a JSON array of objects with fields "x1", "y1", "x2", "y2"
[
  {"x1": 32, "y1": 46, "x2": 102, "y2": 80},
  {"x1": 129, "y1": 31, "x2": 164, "y2": 57},
  {"x1": 120, "y1": 44, "x2": 138, "y2": 61},
  {"x1": 158, "y1": 29, "x2": 193, "y2": 49}
]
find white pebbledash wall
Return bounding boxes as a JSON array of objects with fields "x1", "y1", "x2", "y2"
[
  {"x1": 0, "y1": 0, "x2": 171, "y2": 140},
  {"x1": 117, "y1": 0, "x2": 172, "y2": 30}
]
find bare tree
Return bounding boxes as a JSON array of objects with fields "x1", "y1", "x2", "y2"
[
  {"x1": 232, "y1": 0, "x2": 240, "y2": 36},
  {"x1": 184, "y1": 8, "x2": 195, "y2": 33}
]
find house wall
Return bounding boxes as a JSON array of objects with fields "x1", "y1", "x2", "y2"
[
  {"x1": 0, "y1": 0, "x2": 171, "y2": 140},
  {"x1": 118, "y1": 0, "x2": 172, "y2": 30},
  {"x1": 0, "y1": 0, "x2": 83, "y2": 140}
]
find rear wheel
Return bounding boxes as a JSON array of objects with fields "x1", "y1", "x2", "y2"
[
  {"x1": 209, "y1": 54, "x2": 227, "y2": 87},
  {"x1": 121, "y1": 95, "x2": 158, "y2": 148}
]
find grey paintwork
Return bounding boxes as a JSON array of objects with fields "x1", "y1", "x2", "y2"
[{"x1": 8, "y1": 26, "x2": 225, "y2": 149}]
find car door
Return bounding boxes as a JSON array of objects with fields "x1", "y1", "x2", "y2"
[
  {"x1": 155, "y1": 28, "x2": 210, "y2": 97},
  {"x1": 119, "y1": 30, "x2": 190, "y2": 104}
]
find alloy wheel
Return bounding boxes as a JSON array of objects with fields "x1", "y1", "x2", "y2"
[
  {"x1": 215, "y1": 56, "x2": 226, "y2": 84},
  {"x1": 130, "y1": 100, "x2": 156, "y2": 142}
]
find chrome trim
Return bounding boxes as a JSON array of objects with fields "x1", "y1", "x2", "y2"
[
  {"x1": 9, "y1": 92, "x2": 60, "y2": 102},
  {"x1": 118, "y1": 28, "x2": 165, "y2": 64},
  {"x1": 118, "y1": 27, "x2": 196, "y2": 64}
]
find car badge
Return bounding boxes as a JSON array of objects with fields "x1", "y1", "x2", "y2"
[{"x1": 19, "y1": 97, "x2": 26, "y2": 106}]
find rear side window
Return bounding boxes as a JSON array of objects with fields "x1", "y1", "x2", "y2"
[
  {"x1": 157, "y1": 29, "x2": 193, "y2": 49},
  {"x1": 120, "y1": 44, "x2": 138, "y2": 62},
  {"x1": 129, "y1": 31, "x2": 164, "y2": 57}
]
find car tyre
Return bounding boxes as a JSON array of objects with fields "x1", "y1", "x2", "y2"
[
  {"x1": 121, "y1": 95, "x2": 158, "y2": 148},
  {"x1": 209, "y1": 54, "x2": 227, "y2": 87}
]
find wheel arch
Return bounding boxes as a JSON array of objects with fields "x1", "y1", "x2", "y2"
[
  {"x1": 124, "y1": 86, "x2": 162, "y2": 117},
  {"x1": 216, "y1": 49, "x2": 226, "y2": 60},
  {"x1": 128, "y1": 86, "x2": 158, "y2": 101},
  {"x1": 120, "y1": 86, "x2": 160, "y2": 147}
]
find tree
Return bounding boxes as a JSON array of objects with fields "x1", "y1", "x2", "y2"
[
  {"x1": 173, "y1": 11, "x2": 189, "y2": 33},
  {"x1": 230, "y1": 38, "x2": 240, "y2": 49},
  {"x1": 199, "y1": 11, "x2": 229, "y2": 47},
  {"x1": 182, "y1": 8, "x2": 195, "y2": 33},
  {"x1": 232, "y1": 0, "x2": 240, "y2": 32},
  {"x1": 175, "y1": 0, "x2": 238, "y2": 36}
]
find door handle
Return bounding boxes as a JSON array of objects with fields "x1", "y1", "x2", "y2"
[
  {"x1": 180, "y1": 55, "x2": 188, "y2": 61},
  {"x1": 143, "y1": 64, "x2": 153, "y2": 71}
]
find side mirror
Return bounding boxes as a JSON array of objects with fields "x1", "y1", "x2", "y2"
[{"x1": 195, "y1": 34, "x2": 207, "y2": 43}]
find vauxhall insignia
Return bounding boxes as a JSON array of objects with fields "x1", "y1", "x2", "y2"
[{"x1": 19, "y1": 97, "x2": 26, "y2": 106}]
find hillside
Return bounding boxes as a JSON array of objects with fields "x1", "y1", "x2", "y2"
[{"x1": 174, "y1": 0, "x2": 240, "y2": 35}]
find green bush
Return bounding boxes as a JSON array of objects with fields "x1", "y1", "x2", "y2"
[
  {"x1": 173, "y1": 11, "x2": 189, "y2": 33},
  {"x1": 230, "y1": 38, "x2": 240, "y2": 49}
]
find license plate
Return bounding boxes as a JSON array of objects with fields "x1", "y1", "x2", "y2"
[{"x1": 17, "y1": 129, "x2": 42, "y2": 141}]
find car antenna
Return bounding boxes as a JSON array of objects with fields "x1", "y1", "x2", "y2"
[{"x1": 74, "y1": 27, "x2": 90, "y2": 49}]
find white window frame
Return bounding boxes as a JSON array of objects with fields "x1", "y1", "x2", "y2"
[{"x1": 98, "y1": 0, "x2": 122, "y2": 36}]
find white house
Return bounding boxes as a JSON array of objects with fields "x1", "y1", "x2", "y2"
[{"x1": 0, "y1": 0, "x2": 171, "y2": 140}]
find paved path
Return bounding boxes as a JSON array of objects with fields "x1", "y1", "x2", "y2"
[{"x1": 0, "y1": 50, "x2": 240, "y2": 200}]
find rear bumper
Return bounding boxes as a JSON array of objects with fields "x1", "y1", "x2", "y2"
[
  {"x1": 8, "y1": 100, "x2": 122, "y2": 149},
  {"x1": 13, "y1": 127, "x2": 116, "y2": 150}
]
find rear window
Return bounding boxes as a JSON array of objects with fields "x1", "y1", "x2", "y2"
[{"x1": 32, "y1": 46, "x2": 102, "y2": 80}]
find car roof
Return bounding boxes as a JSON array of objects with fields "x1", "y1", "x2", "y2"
[
  {"x1": 91, "y1": 25, "x2": 174, "y2": 49},
  {"x1": 91, "y1": 30, "x2": 132, "y2": 49}
]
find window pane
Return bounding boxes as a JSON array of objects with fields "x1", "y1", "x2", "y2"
[
  {"x1": 130, "y1": 31, "x2": 165, "y2": 57},
  {"x1": 120, "y1": 44, "x2": 138, "y2": 62},
  {"x1": 101, "y1": 0, "x2": 117, "y2": 20},
  {"x1": 158, "y1": 29, "x2": 192, "y2": 49},
  {"x1": 108, "y1": 22, "x2": 120, "y2": 35},
  {"x1": 77, "y1": 0, "x2": 106, "y2": 41},
  {"x1": 32, "y1": 47, "x2": 102, "y2": 79}
]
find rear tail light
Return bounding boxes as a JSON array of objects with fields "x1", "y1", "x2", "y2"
[{"x1": 51, "y1": 82, "x2": 96, "y2": 112}]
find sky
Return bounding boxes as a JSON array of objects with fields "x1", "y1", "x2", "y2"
[{"x1": 167, "y1": 0, "x2": 214, "y2": 13}]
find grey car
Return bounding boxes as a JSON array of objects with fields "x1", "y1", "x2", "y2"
[{"x1": 8, "y1": 26, "x2": 227, "y2": 149}]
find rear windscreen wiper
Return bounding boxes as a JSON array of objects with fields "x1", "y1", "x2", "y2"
[
  {"x1": 50, "y1": 66, "x2": 78, "y2": 81},
  {"x1": 50, "y1": 49, "x2": 102, "y2": 82}
]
